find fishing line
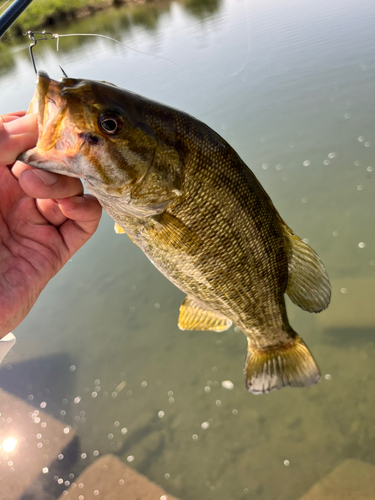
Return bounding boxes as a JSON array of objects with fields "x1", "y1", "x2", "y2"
[
  {"x1": 230, "y1": 0, "x2": 251, "y2": 77},
  {"x1": 0, "y1": 0, "x2": 12, "y2": 13},
  {"x1": 56, "y1": 32, "x2": 185, "y2": 73},
  {"x1": 24, "y1": 29, "x2": 184, "y2": 74}
]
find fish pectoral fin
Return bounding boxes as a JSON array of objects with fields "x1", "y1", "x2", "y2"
[
  {"x1": 178, "y1": 296, "x2": 232, "y2": 332},
  {"x1": 153, "y1": 212, "x2": 201, "y2": 252},
  {"x1": 244, "y1": 334, "x2": 321, "y2": 395},
  {"x1": 284, "y1": 227, "x2": 331, "y2": 312},
  {"x1": 114, "y1": 222, "x2": 126, "y2": 234}
]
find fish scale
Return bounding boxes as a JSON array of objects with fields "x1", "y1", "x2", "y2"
[{"x1": 20, "y1": 71, "x2": 331, "y2": 394}]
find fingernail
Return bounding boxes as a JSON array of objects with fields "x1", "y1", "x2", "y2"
[
  {"x1": 70, "y1": 195, "x2": 86, "y2": 205},
  {"x1": 31, "y1": 169, "x2": 59, "y2": 186}
]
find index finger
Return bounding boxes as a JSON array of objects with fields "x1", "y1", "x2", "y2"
[
  {"x1": 0, "y1": 111, "x2": 27, "y2": 122},
  {"x1": 0, "y1": 113, "x2": 38, "y2": 165}
]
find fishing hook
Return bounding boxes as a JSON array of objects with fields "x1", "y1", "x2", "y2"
[{"x1": 23, "y1": 29, "x2": 59, "y2": 74}]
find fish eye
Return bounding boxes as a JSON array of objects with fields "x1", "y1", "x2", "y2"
[{"x1": 98, "y1": 114, "x2": 123, "y2": 135}]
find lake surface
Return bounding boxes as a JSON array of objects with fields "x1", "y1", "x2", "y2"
[{"x1": 1, "y1": 0, "x2": 375, "y2": 498}]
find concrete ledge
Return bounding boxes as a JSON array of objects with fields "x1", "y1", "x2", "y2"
[
  {"x1": 299, "y1": 459, "x2": 375, "y2": 499},
  {"x1": 0, "y1": 389, "x2": 76, "y2": 500},
  {"x1": 58, "y1": 454, "x2": 180, "y2": 500}
]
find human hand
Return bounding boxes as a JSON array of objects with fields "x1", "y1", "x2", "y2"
[{"x1": 0, "y1": 112, "x2": 102, "y2": 338}]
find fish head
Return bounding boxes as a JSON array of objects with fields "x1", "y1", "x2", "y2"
[{"x1": 20, "y1": 71, "x2": 184, "y2": 218}]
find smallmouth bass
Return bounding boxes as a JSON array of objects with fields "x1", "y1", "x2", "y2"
[{"x1": 20, "y1": 71, "x2": 331, "y2": 394}]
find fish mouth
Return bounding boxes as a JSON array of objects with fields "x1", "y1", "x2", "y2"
[
  {"x1": 18, "y1": 71, "x2": 85, "y2": 177},
  {"x1": 31, "y1": 71, "x2": 62, "y2": 138}
]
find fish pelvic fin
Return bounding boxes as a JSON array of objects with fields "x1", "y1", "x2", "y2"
[
  {"x1": 178, "y1": 296, "x2": 232, "y2": 332},
  {"x1": 244, "y1": 334, "x2": 321, "y2": 395},
  {"x1": 114, "y1": 222, "x2": 126, "y2": 234},
  {"x1": 114, "y1": 222, "x2": 138, "y2": 245},
  {"x1": 284, "y1": 228, "x2": 331, "y2": 313}
]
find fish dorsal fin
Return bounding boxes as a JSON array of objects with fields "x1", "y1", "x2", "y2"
[
  {"x1": 283, "y1": 226, "x2": 331, "y2": 312},
  {"x1": 114, "y1": 222, "x2": 126, "y2": 234},
  {"x1": 245, "y1": 333, "x2": 321, "y2": 394},
  {"x1": 178, "y1": 296, "x2": 232, "y2": 332}
]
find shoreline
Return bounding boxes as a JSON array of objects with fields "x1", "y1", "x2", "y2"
[{"x1": 6, "y1": 0, "x2": 153, "y2": 37}]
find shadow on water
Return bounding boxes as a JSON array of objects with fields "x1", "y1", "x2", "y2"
[
  {"x1": 324, "y1": 327, "x2": 375, "y2": 346},
  {"x1": 114, "y1": 411, "x2": 168, "y2": 473},
  {"x1": 0, "y1": 353, "x2": 78, "y2": 422},
  {"x1": 112, "y1": 411, "x2": 182, "y2": 498},
  {"x1": 0, "y1": 354, "x2": 85, "y2": 500}
]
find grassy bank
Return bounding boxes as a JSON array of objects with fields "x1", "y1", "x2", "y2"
[{"x1": 6, "y1": 0, "x2": 149, "y2": 37}]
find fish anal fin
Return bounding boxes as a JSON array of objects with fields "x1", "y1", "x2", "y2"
[
  {"x1": 244, "y1": 334, "x2": 321, "y2": 395},
  {"x1": 178, "y1": 296, "x2": 232, "y2": 332},
  {"x1": 284, "y1": 228, "x2": 331, "y2": 313},
  {"x1": 153, "y1": 212, "x2": 201, "y2": 252}
]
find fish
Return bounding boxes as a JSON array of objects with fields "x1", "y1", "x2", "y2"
[{"x1": 20, "y1": 71, "x2": 331, "y2": 395}]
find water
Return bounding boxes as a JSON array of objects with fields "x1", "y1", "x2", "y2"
[{"x1": 1, "y1": 0, "x2": 375, "y2": 498}]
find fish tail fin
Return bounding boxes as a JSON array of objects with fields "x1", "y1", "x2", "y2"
[{"x1": 244, "y1": 334, "x2": 320, "y2": 395}]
